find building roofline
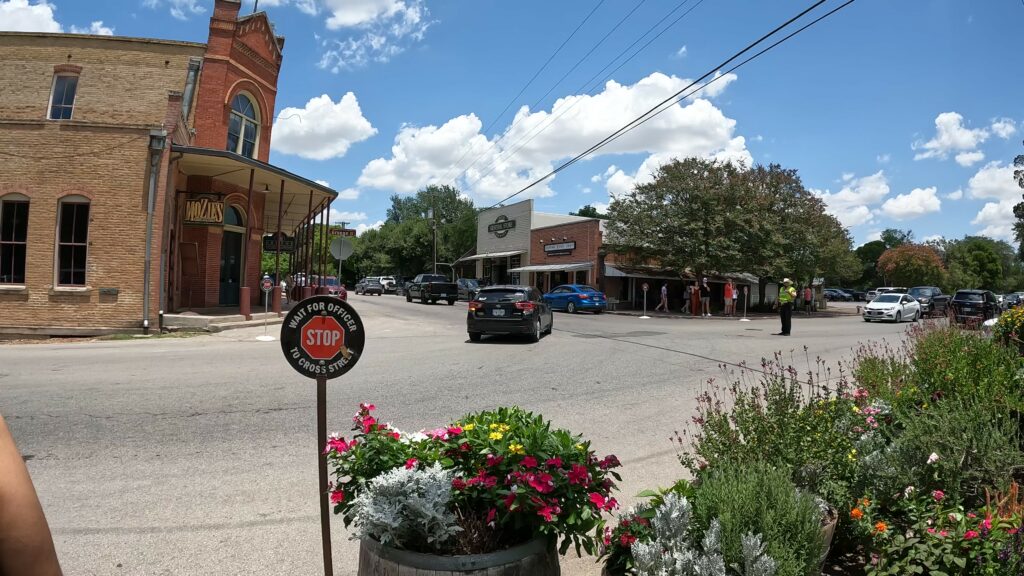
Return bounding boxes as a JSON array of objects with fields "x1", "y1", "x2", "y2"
[{"x1": 0, "y1": 31, "x2": 207, "y2": 50}]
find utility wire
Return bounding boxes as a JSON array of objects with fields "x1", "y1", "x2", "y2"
[
  {"x1": 485, "y1": 0, "x2": 853, "y2": 210},
  {"x1": 450, "y1": 0, "x2": 649, "y2": 187},
  {"x1": 465, "y1": 0, "x2": 706, "y2": 191},
  {"x1": 438, "y1": 0, "x2": 607, "y2": 185}
]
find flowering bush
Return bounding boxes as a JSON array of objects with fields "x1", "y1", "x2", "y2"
[
  {"x1": 994, "y1": 306, "x2": 1024, "y2": 348},
  {"x1": 325, "y1": 404, "x2": 621, "y2": 556},
  {"x1": 852, "y1": 488, "x2": 1024, "y2": 575}
]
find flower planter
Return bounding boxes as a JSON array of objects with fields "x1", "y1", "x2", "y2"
[{"x1": 358, "y1": 536, "x2": 560, "y2": 576}]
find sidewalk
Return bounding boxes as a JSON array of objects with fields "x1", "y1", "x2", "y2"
[{"x1": 606, "y1": 307, "x2": 858, "y2": 320}]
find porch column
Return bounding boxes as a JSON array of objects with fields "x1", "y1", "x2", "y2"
[
  {"x1": 239, "y1": 168, "x2": 255, "y2": 320},
  {"x1": 272, "y1": 178, "x2": 284, "y2": 315},
  {"x1": 318, "y1": 202, "x2": 328, "y2": 295},
  {"x1": 302, "y1": 190, "x2": 315, "y2": 300}
]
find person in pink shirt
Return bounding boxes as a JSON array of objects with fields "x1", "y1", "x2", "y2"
[{"x1": 724, "y1": 281, "x2": 735, "y2": 316}]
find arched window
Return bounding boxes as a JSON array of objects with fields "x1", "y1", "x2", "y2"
[
  {"x1": 227, "y1": 94, "x2": 259, "y2": 158},
  {"x1": 223, "y1": 205, "x2": 245, "y2": 228}
]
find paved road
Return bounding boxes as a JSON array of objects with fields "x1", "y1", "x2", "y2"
[{"x1": 0, "y1": 296, "x2": 915, "y2": 575}]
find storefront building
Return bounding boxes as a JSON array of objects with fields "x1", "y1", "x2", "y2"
[{"x1": 0, "y1": 0, "x2": 334, "y2": 335}]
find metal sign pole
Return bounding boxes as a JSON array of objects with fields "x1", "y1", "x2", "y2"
[
  {"x1": 257, "y1": 276, "x2": 276, "y2": 341},
  {"x1": 740, "y1": 286, "x2": 751, "y2": 322},
  {"x1": 639, "y1": 283, "x2": 650, "y2": 319},
  {"x1": 316, "y1": 375, "x2": 333, "y2": 576}
]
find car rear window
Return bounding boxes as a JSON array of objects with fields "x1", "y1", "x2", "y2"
[
  {"x1": 478, "y1": 289, "x2": 527, "y2": 302},
  {"x1": 577, "y1": 285, "x2": 598, "y2": 292},
  {"x1": 422, "y1": 275, "x2": 449, "y2": 283},
  {"x1": 874, "y1": 294, "x2": 901, "y2": 303},
  {"x1": 954, "y1": 292, "x2": 984, "y2": 302}
]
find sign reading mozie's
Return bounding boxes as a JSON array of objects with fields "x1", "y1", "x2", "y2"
[
  {"x1": 280, "y1": 296, "x2": 364, "y2": 380},
  {"x1": 183, "y1": 198, "x2": 225, "y2": 225}
]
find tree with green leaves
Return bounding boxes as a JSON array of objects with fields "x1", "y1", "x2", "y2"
[
  {"x1": 880, "y1": 228, "x2": 914, "y2": 249},
  {"x1": 1011, "y1": 140, "x2": 1024, "y2": 259},
  {"x1": 570, "y1": 205, "x2": 608, "y2": 219},
  {"x1": 876, "y1": 244, "x2": 947, "y2": 287},
  {"x1": 942, "y1": 236, "x2": 1004, "y2": 291}
]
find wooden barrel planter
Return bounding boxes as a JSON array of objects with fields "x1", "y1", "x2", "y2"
[{"x1": 358, "y1": 536, "x2": 560, "y2": 575}]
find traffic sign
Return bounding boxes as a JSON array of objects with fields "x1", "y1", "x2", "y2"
[
  {"x1": 261, "y1": 276, "x2": 274, "y2": 293},
  {"x1": 642, "y1": 282, "x2": 649, "y2": 292},
  {"x1": 281, "y1": 296, "x2": 364, "y2": 380},
  {"x1": 329, "y1": 237, "x2": 354, "y2": 261},
  {"x1": 329, "y1": 228, "x2": 356, "y2": 237}
]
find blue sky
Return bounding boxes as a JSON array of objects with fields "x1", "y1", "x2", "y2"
[{"x1": 3, "y1": 0, "x2": 1022, "y2": 244}]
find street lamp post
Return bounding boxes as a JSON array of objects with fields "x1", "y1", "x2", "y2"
[{"x1": 428, "y1": 208, "x2": 437, "y2": 275}]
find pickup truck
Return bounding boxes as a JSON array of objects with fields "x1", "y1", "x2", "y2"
[
  {"x1": 404, "y1": 274, "x2": 458, "y2": 305},
  {"x1": 908, "y1": 286, "x2": 951, "y2": 317}
]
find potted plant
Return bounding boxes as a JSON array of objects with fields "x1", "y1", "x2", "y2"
[{"x1": 325, "y1": 404, "x2": 622, "y2": 575}]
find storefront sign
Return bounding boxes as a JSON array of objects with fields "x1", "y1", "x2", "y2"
[
  {"x1": 544, "y1": 241, "x2": 575, "y2": 256},
  {"x1": 329, "y1": 228, "x2": 356, "y2": 237},
  {"x1": 183, "y1": 198, "x2": 224, "y2": 225},
  {"x1": 262, "y1": 232, "x2": 295, "y2": 253},
  {"x1": 281, "y1": 296, "x2": 364, "y2": 380},
  {"x1": 487, "y1": 215, "x2": 516, "y2": 238}
]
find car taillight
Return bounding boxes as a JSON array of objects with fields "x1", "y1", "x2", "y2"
[
  {"x1": 515, "y1": 301, "x2": 536, "y2": 312},
  {"x1": 468, "y1": 301, "x2": 482, "y2": 311},
  {"x1": 578, "y1": 294, "x2": 589, "y2": 300}
]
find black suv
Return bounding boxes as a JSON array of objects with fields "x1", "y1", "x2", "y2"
[
  {"x1": 467, "y1": 285, "x2": 553, "y2": 343},
  {"x1": 951, "y1": 289, "x2": 1000, "y2": 325},
  {"x1": 908, "y1": 286, "x2": 950, "y2": 317}
]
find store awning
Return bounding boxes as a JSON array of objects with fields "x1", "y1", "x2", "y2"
[
  {"x1": 508, "y1": 262, "x2": 592, "y2": 273},
  {"x1": 458, "y1": 250, "x2": 525, "y2": 262},
  {"x1": 171, "y1": 145, "x2": 337, "y2": 233},
  {"x1": 605, "y1": 264, "x2": 678, "y2": 280}
]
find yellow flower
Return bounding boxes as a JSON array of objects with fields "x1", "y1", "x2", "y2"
[
  {"x1": 508, "y1": 443, "x2": 524, "y2": 455},
  {"x1": 489, "y1": 431, "x2": 503, "y2": 441},
  {"x1": 852, "y1": 406, "x2": 861, "y2": 413},
  {"x1": 498, "y1": 424, "x2": 510, "y2": 433},
  {"x1": 489, "y1": 423, "x2": 499, "y2": 430},
  {"x1": 847, "y1": 449, "x2": 857, "y2": 462},
  {"x1": 463, "y1": 423, "x2": 475, "y2": 431},
  {"x1": 575, "y1": 443, "x2": 585, "y2": 451}
]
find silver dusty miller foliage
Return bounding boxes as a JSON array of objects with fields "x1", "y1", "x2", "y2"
[
  {"x1": 631, "y1": 493, "x2": 776, "y2": 576},
  {"x1": 349, "y1": 462, "x2": 461, "y2": 551}
]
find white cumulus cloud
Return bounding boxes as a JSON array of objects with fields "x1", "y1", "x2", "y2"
[
  {"x1": 317, "y1": 0, "x2": 431, "y2": 71},
  {"x1": 0, "y1": 0, "x2": 61, "y2": 32},
  {"x1": 358, "y1": 71, "x2": 749, "y2": 204},
  {"x1": 967, "y1": 161, "x2": 1018, "y2": 201},
  {"x1": 69, "y1": 20, "x2": 114, "y2": 35},
  {"x1": 271, "y1": 93, "x2": 377, "y2": 160},
  {"x1": 356, "y1": 220, "x2": 385, "y2": 235},
  {"x1": 955, "y1": 151, "x2": 985, "y2": 167},
  {"x1": 143, "y1": 0, "x2": 205, "y2": 20},
  {"x1": 811, "y1": 171, "x2": 890, "y2": 228},
  {"x1": 971, "y1": 199, "x2": 1016, "y2": 241},
  {"x1": 329, "y1": 209, "x2": 367, "y2": 222},
  {"x1": 880, "y1": 186, "x2": 941, "y2": 220},
  {"x1": 913, "y1": 111, "x2": 989, "y2": 161},
  {"x1": 991, "y1": 118, "x2": 1017, "y2": 139},
  {"x1": 946, "y1": 189, "x2": 963, "y2": 200}
]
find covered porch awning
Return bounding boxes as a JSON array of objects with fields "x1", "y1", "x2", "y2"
[
  {"x1": 457, "y1": 250, "x2": 525, "y2": 262},
  {"x1": 605, "y1": 264, "x2": 678, "y2": 280},
  {"x1": 509, "y1": 262, "x2": 592, "y2": 273},
  {"x1": 171, "y1": 145, "x2": 337, "y2": 232}
]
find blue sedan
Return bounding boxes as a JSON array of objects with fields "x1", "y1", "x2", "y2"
[{"x1": 543, "y1": 284, "x2": 607, "y2": 314}]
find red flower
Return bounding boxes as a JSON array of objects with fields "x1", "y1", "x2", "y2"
[
  {"x1": 447, "y1": 426, "x2": 463, "y2": 436},
  {"x1": 486, "y1": 508, "x2": 497, "y2": 525},
  {"x1": 360, "y1": 415, "x2": 377, "y2": 433},
  {"x1": 589, "y1": 492, "x2": 606, "y2": 510},
  {"x1": 598, "y1": 455, "x2": 621, "y2": 470},
  {"x1": 545, "y1": 457, "x2": 563, "y2": 468},
  {"x1": 567, "y1": 464, "x2": 590, "y2": 486},
  {"x1": 452, "y1": 477, "x2": 467, "y2": 491},
  {"x1": 329, "y1": 489, "x2": 345, "y2": 504},
  {"x1": 459, "y1": 442, "x2": 471, "y2": 452},
  {"x1": 1009, "y1": 528, "x2": 1019, "y2": 535},
  {"x1": 323, "y1": 436, "x2": 356, "y2": 455},
  {"x1": 390, "y1": 432, "x2": 400, "y2": 440},
  {"x1": 527, "y1": 472, "x2": 555, "y2": 494},
  {"x1": 619, "y1": 533, "x2": 636, "y2": 546},
  {"x1": 964, "y1": 530, "x2": 980, "y2": 540},
  {"x1": 503, "y1": 492, "x2": 517, "y2": 510},
  {"x1": 603, "y1": 527, "x2": 612, "y2": 546},
  {"x1": 486, "y1": 454, "x2": 505, "y2": 467},
  {"x1": 405, "y1": 458, "x2": 418, "y2": 469},
  {"x1": 537, "y1": 505, "x2": 559, "y2": 522},
  {"x1": 521, "y1": 456, "x2": 538, "y2": 469}
]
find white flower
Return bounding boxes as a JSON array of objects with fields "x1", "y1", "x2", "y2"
[
  {"x1": 927, "y1": 452, "x2": 940, "y2": 465},
  {"x1": 904, "y1": 486, "x2": 915, "y2": 497}
]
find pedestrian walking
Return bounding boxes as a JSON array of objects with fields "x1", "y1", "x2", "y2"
[
  {"x1": 775, "y1": 278, "x2": 797, "y2": 336},
  {"x1": 655, "y1": 282, "x2": 669, "y2": 312},
  {"x1": 700, "y1": 277, "x2": 711, "y2": 317},
  {"x1": 804, "y1": 286, "x2": 813, "y2": 315},
  {"x1": 724, "y1": 281, "x2": 735, "y2": 316}
]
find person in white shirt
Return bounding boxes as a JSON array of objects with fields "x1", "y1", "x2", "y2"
[{"x1": 655, "y1": 282, "x2": 669, "y2": 312}]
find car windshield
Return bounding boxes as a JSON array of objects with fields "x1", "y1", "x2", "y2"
[
  {"x1": 477, "y1": 289, "x2": 526, "y2": 302},
  {"x1": 323, "y1": 277, "x2": 338, "y2": 286},
  {"x1": 955, "y1": 292, "x2": 984, "y2": 302},
  {"x1": 873, "y1": 295, "x2": 901, "y2": 303},
  {"x1": 908, "y1": 288, "x2": 931, "y2": 297},
  {"x1": 462, "y1": 279, "x2": 479, "y2": 288}
]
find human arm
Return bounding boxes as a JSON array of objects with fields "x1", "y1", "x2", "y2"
[{"x1": 0, "y1": 414, "x2": 63, "y2": 576}]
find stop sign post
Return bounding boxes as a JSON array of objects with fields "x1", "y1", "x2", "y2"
[
  {"x1": 281, "y1": 296, "x2": 365, "y2": 576},
  {"x1": 640, "y1": 282, "x2": 650, "y2": 319}
]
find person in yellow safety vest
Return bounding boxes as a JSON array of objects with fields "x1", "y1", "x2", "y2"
[{"x1": 775, "y1": 278, "x2": 797, "y2": 336}]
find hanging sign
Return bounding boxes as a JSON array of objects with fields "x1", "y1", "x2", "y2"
[
  {"x1": 487, "y1": 215, "x2": 516, "y2": 238},
  {"x1": 183, "y1": 198, "x2": 225, "y2": 225},
  {"x1": 262, "y1": 233, "x2": 295, "y2": 253}
]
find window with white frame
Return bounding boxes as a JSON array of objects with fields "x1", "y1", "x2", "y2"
[
  {"x1": 0, "y1": 196, "x2": 29, "y2": 284},
  {"x1": 48, "y1": 74, "x2": 79, "y2": 120},
  {"x1": 56, "y1": 199, "x2": 90, "y2": 286},
  {"x1": 226, "y1": 93, "x2": 259, "y2": 158}
]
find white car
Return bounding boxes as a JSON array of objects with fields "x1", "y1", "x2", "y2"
[{"x1": 863, "y1": 293, "x2": 921, "y2": 323}]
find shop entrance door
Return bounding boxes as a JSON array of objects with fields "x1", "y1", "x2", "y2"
[{"x1": 219, "y1": 230, "x2": 242, "y2": 306}]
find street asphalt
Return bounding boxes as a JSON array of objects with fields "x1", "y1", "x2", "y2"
[{"x1": 1, "y1": 296, "x2": 916, "y2": 575}]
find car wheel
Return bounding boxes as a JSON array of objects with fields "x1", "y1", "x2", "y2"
[
  {"x1": 406, "y1": 293, "x2": 412, "y2": 303},
  {"x1": 895, "y1": 312, "x2": 902, "y2": 323},
  {"x1": 863, "y1": 318, "x2": 871, "y2": 322},
  {"x1": 567, "y1": 301, "x2": 577, "y2": 314},
  {"x1": 447, "y1": 300, "x2": 456, "y2": 306},
  {"x1": 431, "y1": 299, "x2": 438, "y2": 305},
  {"x1": 593, "y1": 309, "x2": 603, "y2": 315},
  {"x1": 913, "y1": 310, "x2": 919, "y2": 322},
  {"x1": 544, "y1": 315, "x2": 553, "y2": 335},
  {"x1": 529, "y1": 318, "x2": 541, "y2": 343},
  {"x1": 469, "y1": 332, "x2": 482, "y2": 342},
  {"x1": 422, "y1": 294, "x2": 429, "y2": 304}
]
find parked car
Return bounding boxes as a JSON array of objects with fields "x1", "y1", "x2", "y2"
[
  {"x1": 1004, "y1": 293, "x2": 1022, "y2": 309},
  {"x1": 405, "y1": 274, "x2": 458, "y2": 305},
  {"x1": 840, "y1": 288, "x2": 866, "y2": 301},
  {"x1": 543, "y1": 284, "x2": 608, "y2": 314},
  {"x1": 863, "y1": 293, "x2": 921, "y2": 323},
  {"x1": 823, "y1": 288, "x2": 851, "y2": 301},
  {"x1": 457, "y1": 278, "x2": 480, "y2": 301},
  {"x1": 951, "y1": 289, "x2": 1000, "y2": 325},
  {"x1": 907, "y1": 286, "x2": 950, "y2": 317},
  {"x1": 355, "y1": 278, "x2": 383, "y2": 296},
  {"x1": 467, "y1": 285, "x2": 553, "y2": 343},
  {"x1": 868, "y1": 286, "x2": 907, "y2": 301},
  {"x1": 379, "y1": 276, "x2": 398, "y2": 293},
  {"x1": 321, "y1": 276, "x2": 347, "y2": 300}
]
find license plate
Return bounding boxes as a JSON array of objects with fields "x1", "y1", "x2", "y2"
[
  {"x1": 963, "y1": 307, "x2": 974, "y2": 312},
  {"x1": 439, "y1": 293, "x2": 447, "y2": 297},
  {"x1": 492, "y1": 309, "x2": 506, "y2": 317}
]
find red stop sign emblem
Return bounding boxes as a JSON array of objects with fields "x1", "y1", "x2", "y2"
[{"x1": 301, "y1": 316, "x2": 346, "y2": 360}]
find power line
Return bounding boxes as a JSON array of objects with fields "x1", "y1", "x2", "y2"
[
  {"x1": 438, "y1": 1, "x2": 607, "y2": 185},
  {"x1": 449, "y1": 0, "x2": 649, "y2": 188},
  {"x1": 486, "y1": 0, "x2": 853, "y2": 210},
  {"x1": 465, "y1": 0, "x2": 707, "y2": 191}
]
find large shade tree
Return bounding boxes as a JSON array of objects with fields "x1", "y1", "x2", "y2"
[{"x1": 876, "y1": 244, "x2": 947, "y2": 287}]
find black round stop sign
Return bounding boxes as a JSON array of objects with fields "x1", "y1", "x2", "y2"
[{"x1": 280, "y1": 296, "x2": 365, "y2": 380}]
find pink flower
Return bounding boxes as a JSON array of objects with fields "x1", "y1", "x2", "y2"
[
  {"x1": 932, "y1": 490, "x2": 945, "y2": 502},
  {"x1": 545, "y1": 457, "x2": 563, "y2": 468},
  {"x1": 598, "y1": 455, "x2": 621, "y2": 470},
  {"x1": 323, "y1": 435, "x2": 356, "y2": 455},
  {"x1": 521, "y1": 456, "x2": 538, "y2": 469},
  {"x1": 405, "y1": 458, "x2": 418, "y2": 470},
  {"x1": 927, "y1": 527, "x2": 936, "y2": 534},
  {"x1": 964, "y1": 530, "x2": 980, "y2": 540},
  {"x1": 329, "y1": 489, "x2": 345, "y2": 504},
  {"x1": 589, "y1": 492, "x2": 607, "y2": 510},
  {"x1": 527, "y1": 472, "x2": 555, "y2": 494},
  {"x1": 967, "y1": 512, "x2": 977, "y2": 519},
  {"x1": 486, "y1": 454, "x2": 505, "y2": 467},
  {"x1": 981, "y1": 517, "x2": 992, "y2": 531},
  {"x1": 939, "y1": 530, "x2": 948, "y2": 537},
  {"x1": 619, "y1": 533, "x2": 636, "y2": 546},
  {"x1": 535, "y1": 503, "x2": 561, "y2": 522},
  {"x1": 447, "y1": 426, "x2": 463, "y2": 437},
  {"x1": 567, "y1": 464, "x2": 590, "y2": 486}
]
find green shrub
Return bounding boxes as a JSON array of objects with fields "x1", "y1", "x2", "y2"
[{"x1": 691, "y1": 461, "x2": 827, "y2": 576}]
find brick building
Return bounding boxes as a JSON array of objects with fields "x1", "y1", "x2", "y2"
[{"x1": 0, "y1": 0, "x2": 335, "y2": 335}]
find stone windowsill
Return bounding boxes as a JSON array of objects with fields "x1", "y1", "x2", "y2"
[
  {"x1": 0, "y1": 285, "x2": 28, "y2": 293},
  {"x1": 48, "y1": 286, "x2": 93, "y2": 295}
]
